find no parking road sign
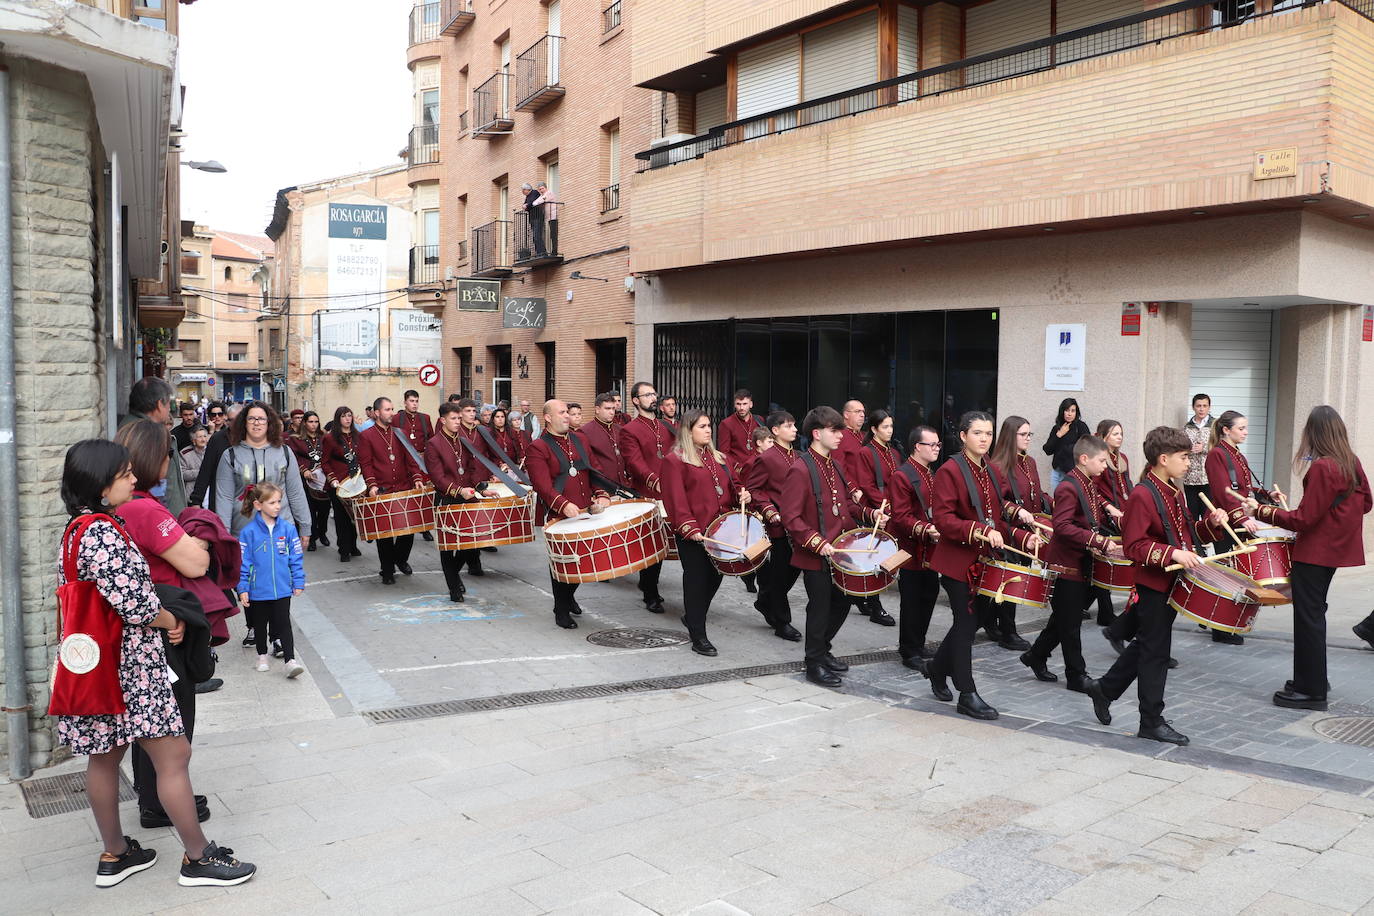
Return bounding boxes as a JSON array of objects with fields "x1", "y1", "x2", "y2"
[{"x1": 418, "y1": 364, "x2": 441, "y2": 387}]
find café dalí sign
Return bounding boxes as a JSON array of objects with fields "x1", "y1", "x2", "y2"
[{"x1": 1253, "y1": 148, "x2": 1297, "y2": 181}]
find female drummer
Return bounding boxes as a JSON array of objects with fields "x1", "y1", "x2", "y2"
[
  {"x1": 289, "y1": 411, "x2": 332, "y2": 553},
  {"x1": 1092, "y1": 419, "x2": 1130, "y2": 626},
  {"x1": 661, "y1": 410, "x2": 750, "y2": 657},
  {"x1": 1261, "y1": 406, "x2": 1371, "y2": 711},
  {"x1": 487, "y1": 406, "x2": 524, "y2": 468},
  {"x1": 854, "y1": 410, "x2": 900, "y2": 627},
  {"x1": 988, "y1": 415, "x2": 1049, "y2": 650},
  {"x1": 923, "y1": 411, "x2": 1042, "y2": 720},
  {"x1": 322, "y1": 406, "x2": 363, "y2": 563}
]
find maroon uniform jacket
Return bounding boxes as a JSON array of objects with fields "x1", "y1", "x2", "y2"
[
  {"x1": 780, "y1": 447, "x2": 872, "y2": 571},
  {"x1": 322, "y1": 429, "x2": 360, "y2": 488},
  {"x1": 930, "y1": 453, "x2": 1036, "y2": 583},
  {"x1": 488, "y1": 425, "x2": 524, "y2": 466},
  {"x1": 718, "y1": 412, "x2": 764, "y2": 477},
  {"x1": 426, "y1": 429, "x2": 484, "y2": 502},
  {"x1": 1123, "y1": 472, "x2": 1223, "y2": 593},
  {"x1": 576, "y1": 418, "x2": 628, "y2": 491},
  {"x1": 1045, "y1": 468, "x2": 1115, "y2": 581},
  {"x1": 998, "y1": 452, "x2": 1052, "y2": 515},
  {"x1": 526, "y1": 432, "x2": 603, "y2": 524},
  {"x1": 1096, "y1": 450, "x2": 1132, "y2": 510},
  {"x1": 1206, "y1": 440, "x2": 1273, "y2": 524},
  {"x1": 833, "y1": 427, "x2": 867, "y2": 502},
  {"x1": 854, "y1": 440, "x2": 900, "y2": 510},
  {"x1": 661, "y1": 451, "x2": 737, "y2": 539},
  {"x1": 399, "y1": 410, "x2": 434, "y2": 454},
  {"x1": 357, "y1": 423, "x2": 424, "y2": 493},
  {"x1": 288, "y1": 433, "x2": 326, "y2": 473},
  {"x1": 888, "y1": 459, "x2": 938, "y2": 570},
  {"x1": 614, "y1": 410, "x2": 630, "y2": 426},
  {"x1": 660, "y1": 417, "x2": 680, "y2": 438},
  {"x1": 747, "y1": 443, "x2": 798, "y2": 539},
  {"x1": 453, "y1": 422, "x2": 495, "y2": 479},
  {"x1": 1269, "y1": 457, "x2": 1372, "y2": 568},
  {"x1": 621, "y1": 413, "x2": 674, "y2": 495}
]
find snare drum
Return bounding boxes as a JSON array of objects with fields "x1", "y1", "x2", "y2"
[
  {"x1": 703, "y1": 511, "x2": 769, "y2": 577},
  {"x1": 1090, "y1": 537, "x2": 1135, "y2": 593},
  {"x1": 1228, "y1": 526, "x2": 1295, "y2": 590},
  {"x1": 658, "y1": 500, "x2": 679, "y2": 563},
  {"x1": 1167, "y1": 563, "x2": 1264, "y2": 634},
  {"x1": 830, "y1": 529, "x2": 903, "y2": 597},
  {"x1": 975, "y1": 558, "x2": 1057, "y2": 609},
  {"x1": 349, "y1": 485, "x2": 436, "y2": 541},
  {"x1": 435, "y1": 483, "x2": 536, "y2": 551},
  {"x1": 544, "y1": 499, "x2": 669, "y2": 584}
]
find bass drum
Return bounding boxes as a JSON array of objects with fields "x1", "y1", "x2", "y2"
[{"x1": 544, "y1": 499, "x2": 669, "y2": 584}]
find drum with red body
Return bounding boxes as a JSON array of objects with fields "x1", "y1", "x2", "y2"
[
  {"x1": 1090, "y1": 537, "x2": 1135, "y2": 593},
  {"x1": 1167, "y1": 563, "x2": 1264, "y2": 634},
  {"x1": 975, "y1": 558, "x2": 1058, "y2": 609},
  {"x1": 435, "y1": 483, "x2": 535, "y2": 551},
  {"x1": 1227, "y1": 526, "x2": 1295, "y2": 594},
  {"x1": 349, "y1": 485, "x2": 435, "y2": 541},
  {"x1": 830, "y1": 529, "x2": 902, "y2": 597},
  {"x1": 658, "y1": 501, "x2": 679, "y2": 563},
  {"x1": 544, "y1": 500, "x2": 669, "y2": 584},
  {"x1": 703, "y1": 511, "x2": 769, "y2": 577}
]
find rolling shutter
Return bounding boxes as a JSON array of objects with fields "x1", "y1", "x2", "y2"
[
  {"x1": 964, "y1": 0, "x2": 1052, "y2": 85},
  {"x1": 801, "y1": 11, "x2": 879, "y2": 101},
  {"x1": 737, "y1": 34, "x2": 800, "y2": 136},
  {"x1": 1056, "y1": 0, "x2": 1144, "y2": 62},
  {"x1": 695, "y1": 84, "x2": 727, "y2": 134},
  {"x1": 1189, "y1": 309, "x2": 1275, "y2": 481},
  {"x1": 897, "y1": 4, "x2": 920, "y2": 75}
]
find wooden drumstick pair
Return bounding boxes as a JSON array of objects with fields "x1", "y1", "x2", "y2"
[
  {"x1": 1162, "y1": 493, "x2": 1255, "y2": 572},
  {"x1": 972, "y1": 528, "x2": 1038, "y2": 564}
]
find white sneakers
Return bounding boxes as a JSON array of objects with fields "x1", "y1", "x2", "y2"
[
  {"x1": 285, "y1": 660, "x2": 305, "y2": 679},
  {"x1": 255, "y1": 656, "x2": 269, "y2": 672}
]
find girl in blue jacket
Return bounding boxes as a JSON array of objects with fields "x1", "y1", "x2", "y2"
[{"x1": 238, "y1": 482, "x2": 306, "y2": 678}]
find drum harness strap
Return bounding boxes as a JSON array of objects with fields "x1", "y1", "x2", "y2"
[
  {"x1": 459, "y1": 433, "x2": 529, "y2": 498},
  {"x1": 898, "y1": 463, "x2": 930, "y2": 519},
  {"x1": 1142, "y1": 475, "x2": 1181, "y2": 549},
  {"x1": 1067, "y1": 472, "x2": 1116, "y2": 536},
  {"x1": 1220, "y1": 443, "x2": 1275, "y2": 506},
  {"x1": 868, "y1": 443, "x2": 887, "y2": 491},
  {"x1": 540, "y1": 431, "x2": 597, "y2": 495},
  {"x1": 476, "y1": 425, "x2": 532, "y2": 487},
  {"x1": 799, "y1": 449, "x2": 852, "y2": 562}
]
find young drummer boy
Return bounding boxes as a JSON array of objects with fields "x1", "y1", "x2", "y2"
[
  {"x1": 1021, "y1": 435, "x2": 1121, "y2": 691},
  {"x1": 1086, "y1": 427, "x2": 1226, "y2": 745}
]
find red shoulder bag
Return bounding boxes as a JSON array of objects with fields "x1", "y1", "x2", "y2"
[{"x1": 48, "y1": 514, "x2": 129, "y2": 716}]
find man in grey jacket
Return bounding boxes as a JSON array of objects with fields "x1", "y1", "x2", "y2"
[
  {"x1": 120, "y1": 377, "x2": 188, "y2": 515},
  {"x1": 212, "y1": 401, "x2": 312, "y2": 541}
]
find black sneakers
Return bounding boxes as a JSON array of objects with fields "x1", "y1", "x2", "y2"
[
  {"x1": 178, "y1": 841, "x2": 256, "y2": 887},
  {"x1": 95, "y1": 837, "x2": 157, "y2": 887}
]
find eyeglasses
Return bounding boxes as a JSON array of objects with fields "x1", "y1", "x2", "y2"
[
  {"x1": 209, "y1": 411, "x2": 223, "y2": 417},
  {"x1": 918, "y1": 441, "x2": 941, "y2": 448},
  {"x1": 247, "y1": 416, "x2": 268, "y2": 424}
]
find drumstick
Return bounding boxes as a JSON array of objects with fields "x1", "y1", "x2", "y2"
[
  {"x1": 1200, "y1": 493, "x2": 1245, "y2": 550},
  {"x1": 972, "y1": 529, "x2": 1038, "y2": 563},
  {"x1": 1032, "y1": 520, "x2": 1055, "y2": 534},
  {"x1": 1274, "y1": 486, "x2": 1289, "y2": 510},
  {"x1": 701, "y1": 535, "x2": 745, "y2": 554},
  {"x1": 870, "y1": 500, "x2": 887, "y2": 542},
  {"x1": 1165, "y1": 544, "x2": 1255, "y2": 572},
  {"x1": 739, "y1": 493, "x2": 747, "y2": 539}
]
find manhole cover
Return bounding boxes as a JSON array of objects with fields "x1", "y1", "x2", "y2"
[
  {"x1": 20, "y1": 770, "x2": 136, "y2": 819},
  {"x1": 1314, "y1": 716, "x2": 1374, "y2": 748},
  {"x1": 586, "y1": 627, "x2": 690, "y2": 649}
]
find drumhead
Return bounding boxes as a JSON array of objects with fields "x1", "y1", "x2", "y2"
[
  {"x1": 1185, "y1": 562, "x2": 1262, "y2": 598},
  {"x1": 547, "y1": 499, "x2": 655, "y2": 533},
  {"x1": 1252, "y1": 526, "x2": 1296, "y2": 541},
  {"x1": 336, "y1": 474, "x2": 366, "y2": 498},
  {"x1": 832, "y1": 529, "x2": 899, "y2": 573}
]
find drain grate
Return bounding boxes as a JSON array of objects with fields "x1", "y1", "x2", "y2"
[
  {"x1": 21, "y1": 770, "x2": 136, "y2": 819},
  {"x1": 586, "y1": 628, "x2": 690, "y2": 649},
  {"x1": 1314, "y1": 715, "x2": 1374, "y2": 748},
  {"x1": 363, "y1": 649, "x2": 901, "y2": 724}
]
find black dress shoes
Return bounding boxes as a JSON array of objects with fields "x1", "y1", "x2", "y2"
[
  {"x1": 554, "y1": 609, "x2": 578, "y2": 629},
  {"x1": 1168, "y1": 657, "x2": 1180, "y2": 669},
  {"x1": 901, "y1": 656, "x2": 926, "y2": 671},
  {"x1": 316, "y1": 533, "x2": 330, "y2": 547},
  {"x1": 467, "y1": 564, "x2": 486, "y2": 577},
  {"x1": 1138, "y1": 721, "x2": 1190, "y2": 745},
  {"x1": 1273, "y1": 687, "x2": 1328, "y2": 711},
  {"x1": 643, "y1": 596, "x2": 666, "y2": 613},
  {"x1": 350, "y1": 548, "x2": 363, "y2": 557},
  {"x1": 1104, "y1": 629, "x2": 1128, "y2": 655},
  {"x1": 1211, "y1": 631, "x2": 1244, "y2": 645},
  {"x1": 929, "y1": 672, "x2": 953, "y2": 703},
  {"x1": 1019, "y1": 651, "x2": 1058, "y2": 682},
  {"x1": 380, "y1": 573, "x2": 396, "y2": 585},
  {"x1": 450, "y1": 591, "x2": 466, "y2": 603},
  {"x1": 397, "y1": 562, "x2": 413, "y2": 576},
  {"x1": 1065, "y1": 676, "x2": 1093, "y2": 695},
  {"x1": 753, "y1": 599, "x2": 773, "y2": 624},
  {"x1": 690, "y1": 637, "x2": 718, "y2": 657},
  {"x1": 773, "y1": 624, "x2": 802, "y2": 642},
  {"x1": 805, "y1": 660, "x2": 842, "y2": 687},
  {"x1": 571, "y1": 602, "x2": 583, "y2": 616},
  {"x1": 194, "y1": 678, "x2": 223, "y2": 694},
  {"x1": 421, "y1": 531, "x2": 434, "y2": 542},
  {"x1": 982, "y1": 624, "x2": 1004, "y2": 643},
  {"x1": 868, "y1": 607, "x2": 896, "y2": 627},
  {"x1": 1086, "y1": 679, "x2": 1112, "y2": 725},
  {"x1": 1354, "y1": 620, "x2": 1374, "y2": 649},
  {"x1": 339, "y1": 552, "x2": 352, "y2": 563},
  {"x1": 821, "y1": 653, "x2": 849, "y2": 672},
  {"x1": 957, "y1": 691, "x2": 999, "y2": 720},
  {"x1": 307, "y1": 541, "x2": 316, "y2": 552},
  {"x1": 743, "y1": 575, "x2": 758, "y2": 594},
  {"x1": 482, "y1": 545, "x2": 498, "y2": 553},
  {"x1": 998, "y1": 630, "x2": 1031, "y2": 651}
]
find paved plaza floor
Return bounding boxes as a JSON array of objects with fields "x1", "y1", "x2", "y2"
[{"x1": 5, "y1": 536, "x2": 1374, "y2": 914}]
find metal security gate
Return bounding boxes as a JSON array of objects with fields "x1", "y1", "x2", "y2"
[
  {"x1": 654, "y1": 321, "x2": 732, "y2": 416},
  {"x1": 1189, "y1": 308, "x2": 1276, "y2": 482}
]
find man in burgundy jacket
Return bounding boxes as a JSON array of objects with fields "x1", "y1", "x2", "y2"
[
  {"x1": 357, "y1": 396, "x2": 425, "y2": 584},
  {"x1": 887, "y1": 425, "x2": 942, "y2": 667},
  {"x1": 400, "y1": 389, "x2": 437, "y2": 542},
  {"x1": 576, "y1": 392, "x2": 630, "y2": 495},
  {"x1": 427, "y1": 402, "x2": 486, "y2": 603},
  {"x1": 620, "y1": 381, "x2": 674, "y2": 612},
  {"x1": 718, "y1": 388, "x2": 764, "y2": 479},
  {"x1": 745, "y1": 410, "x2": 803, "y2": 642}
]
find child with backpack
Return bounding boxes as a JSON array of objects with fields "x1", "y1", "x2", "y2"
[{"x1": 237, "y1": 482, "x2": 306, "y2": 678}]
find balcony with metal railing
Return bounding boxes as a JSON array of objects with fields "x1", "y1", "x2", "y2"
[
  {"x1": 441, "y1": 0, "x2": 475, "y2": 35},
  {"x1": 409, "y1": 1, "x2": 440, "y2": 45},
  {"x1": 408, "y1": 124, "x2": 440, "y2": 166},
  {"x1": 515, "y1": 35, "x2": 565, "y2": 112},
  {"x1": 600, "y1": 184, "x2": 620, "y2": 214},
  {"x1": 513, "y1": 208, "x2": 564, "y2": 268},
  {"x1": 472, "y1": 72, "x2": 514, "y2": 138},
  {"x1": 410, "y1": 245, "x2": 440, "y2": 285},
  {"x1": 602, "y1": 1, "x2": 622, "y2": 34},
  {"x1": 472, "y1": 221, "x2": 513, "y2": 277}
]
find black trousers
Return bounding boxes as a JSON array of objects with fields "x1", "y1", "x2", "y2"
[
  {"x1": 677, "y1": 537, "x2": 724, "y2": 639},
  {"x1": 930, "y1": 576, "x2": 980, "y2": 692},
  {"x1": 763, "y1": 536, "x2": 800, "y2": 626},
  {"x1": 1107, "y1": 597, "x2": 1141, "y2": 642},
  {"x1": 1030, "y1": 576, "x2": 1088, "y2": 680},
  {"x1": 307, "y1": 495, "x2": 331, "y2": 544},
  {"x1": 639, "y1": 561, "x2": 663, "y2": 601},
  {"x1": 801, "y1": 565, "x2": 850, "y2": 662},
  {"x1": 250, "y1": 596, "x2": 295, "y2": 661},
  {"x1": 1098, "y1": 584, "x2": 1174, "y2": 728},
  {"x1": 1095, "y1": 586, "x2": 1116, "y2": 623},
  {"x1": 133, "y1": 658, "x2": 196, "y2": 813},
  {"x1": 897, "y1": 567, "x2": 940, "y2": 660},
  {"x1": 529, "y1": 211, "x2": 546, "y2": 255},
  {"x1": 549, "y1": 572, "x2": 579, "y2": 615},
  {"x1": 330, "y1": 491, "x2": 359, "y2": 556},
  {"x1": 440, "y1": 549, "x2": 474, "y2": 597},
  {"x1": 375, "y1": 533, "x2": 414, "y2": 577},
  {"x1": 548, "y1": 219, "x2": 559, "y2": 255},
  {"x1": 1291, "y1": 561, "x2": 1336, "y2": 697}
]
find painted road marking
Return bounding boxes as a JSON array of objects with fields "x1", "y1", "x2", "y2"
[{"x1": 378, "y1": 645, "x2": 681, "y2": 674}]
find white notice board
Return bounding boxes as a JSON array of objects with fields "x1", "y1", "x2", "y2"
[{"x1": 1044, "y1": 324, "x2": 1086, "y2": 391}]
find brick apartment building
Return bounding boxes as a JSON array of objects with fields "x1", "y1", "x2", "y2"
[
  {"x1": 627, "y1": 0, "x2": 1374, "y2": 550},
  {"x1": 409, "y1": 0, "x2": 648, "y2": 408}
]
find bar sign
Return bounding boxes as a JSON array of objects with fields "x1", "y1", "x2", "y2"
[
  {"x1": 1363, "y1": 305, "x2": 1373, "y2": 342},
  {"x1": 1121, "y1": 302, "x2": 1142, "y2": 337}
]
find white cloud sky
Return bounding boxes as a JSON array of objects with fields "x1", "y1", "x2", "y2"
[{"x1": 178, "y1": 0, "x2": 414, "y2": 237}]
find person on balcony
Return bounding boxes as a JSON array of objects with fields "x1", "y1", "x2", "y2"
[
  {"x1": 536, "y1": 180, "x2": 560, "y2": 255},
  {"x1": 521, "y1": 182, "x2": 546, "y2": 257}
]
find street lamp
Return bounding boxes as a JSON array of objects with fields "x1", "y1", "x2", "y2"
[{"x1": 183, "y1": 160, "x2": 228, "y2": 173}]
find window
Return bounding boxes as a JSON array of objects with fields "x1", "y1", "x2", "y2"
[
  {"x1": 228, "y1": 342, "x2": 248, "y2": 363},
  {"x1": 223, "y1": 265, "x2": 232, "y2": 282},
  {"x1": 133, "y1": 0, "x2": 168, "y2": 29},
  {"x1": 228, "y1": 293, "x2": 249, "y2": 313},
  {"x1": 422, "y1": 208, "x2": 440, "y2": 247},
  {"x1": 458, "y1": 347, "x2": 473, "y2": 401},
  {"x1": 181, "y1": 251, "x2": 202, "y2": 276},
  {"x1": 601, "y1": 123, "x2": 621, "y2": 212},
  {"x1": 269, "y1": 328, "x2": 281, "y2": 353},
  {"x1": 181, "y1": 339, "x2": 201, "y2": 363},
  {"x1": 421, "y1": 88, "x2": 440, "y2": 128},
  {"x1": 544, "y1": 155, "x2": 559, "y2": 196},
  {"x1": 538, "y1": 341, "x2": 556, "y2": 401}
]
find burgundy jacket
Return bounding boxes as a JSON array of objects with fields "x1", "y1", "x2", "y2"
[
  {"x1": 175, "y1": 507, "x2": 241, "y2": 644},
  {"x1": 780, "y1": 447, "x2": 871, "y2": 571},
  {"x1": 1123, "y1": 472, "x2": 1223, "y2": 593},
  {"x1": 747, "y1": 443, "x2": 799, "y2": 539},
  {"x1": 576, "y1": 418, "x2": 629, "y2": 490},
  {"x1": 621, "y1": 414, "x2": 673, "y2": 495},
  {"x1": 1207, "y1": 440, "x2": 1273, "y2": 524},
  {"x1": 398, "y1": 410, "x2": 434, "y2": 453},
  {"x1": 322, "y1": 429, "x2": 360, "y2": 488},
  {"x1": 488, "y1": 425, "x2": 524, "y2": 465},
  {"x1": 661, "y1": 452, "x2": 737, "y2": 539},
  {"x1": 1044, "y1": 469, "x2": 1115, "y2": 581},
  {"x1": 718, "y1": 412, "x2": 763, "y2": 478},
  {"x1": 887, "y1": 459, "x2": 937, "y2": 570},
  {"x1": 1095, "y1": 450, "x2": 1132, "y2": 510},
  {"x1": 929, "y1": 453, "x2": 1035, "y2": 582},
  {"x1": 833, "y1": 427, "x2": 867, "y2": 501},
  {"x1": 854, "y1": 440, "x2": 900, "y2": 510},
  {"x1": 426, "y1": 429, "x2": 485, "y2": 501},
  {"x1": 357, "y1": 424, "x2": 424, "y2": 492},
  {"x1": 998, "y1": 453, "x2": 1052, "y2": 515},
  {"x1": 1269, "y1": 457, "x2": 1371, "y2": 568},
  {"x1": 526, "y1": 432, "x2": 601, "y2": 524}
]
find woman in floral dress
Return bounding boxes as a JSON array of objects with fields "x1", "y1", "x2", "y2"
[{"x1": 58, "y1": 438, "x2": 254, "y2": 889}]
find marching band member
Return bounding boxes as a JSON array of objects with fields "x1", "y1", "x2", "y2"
[
  {"x1": 487, "y1": 406, "x2": 525, "y2": 468},
  {"x1": 357, "y1": 397, "x2": 425, "y2": 585},
  {"x1": 322, "y1": 406, "x2": 363, "y2": 562},
  {"x1": 718, "y1": 389, "x2": 764, "y2": 480},
  {"x1": 888, "y1": 426, "x2": 941, "y2": 667},
  {"x1": 1092, "y1": 419, "x2": 1130, "y2": 626},
  {"x1": 620, "y1": 381, "x2": 674, "y2": 614},
  {"x1": 1086, "y1": 427, "x2": 1226, "y2": 745},
  {"x1": 852, "y1": 410, "x2": 900, "y2": 627},
  {"x1": 736, "y1": 428, "x2": 775, "y2": 597},
  {"x1": 526, "y1": 399, "x2": 610, "y2": 629},
  {"x1": 289, "y1": 411, "x2": 332, "y2": 553},
  {"x1": 658, "y1": 395, "x2": 680, "y2": 435},
  {"x1": 988, "y1": 415, "x2": 1049, "y2": 651},
  {"x1": 426, "y1": 403, "x2": 484, "y2": 603},
  {"x1": 661, "y1": 410, "x2": 749, "y2": 657},
  {"x1": 399, "y1": 390, "x2": 436, "y2": 543},
  {"x1": 451, "y1": 398, "x2": 494, "y2": 576},
  {"x1": 746, "y1": 411, "x2": 804, "y2": 642},
  {"x1": 576, "y1": 393, "x2": 631, "y2": 494}
]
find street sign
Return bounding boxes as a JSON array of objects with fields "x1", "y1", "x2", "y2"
[
  {"x1": 207, "y1": 378, "x2": 216, "y2": 386},
  {"x1": 418, "y1": 364, "x2": 441, "y2": 387}
]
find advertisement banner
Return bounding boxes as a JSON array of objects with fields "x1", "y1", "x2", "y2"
[
  {"x1": 390, "y1": 309, "x2": 442, "y2": 368},
  {"x1": 327, "y1": 203, "x2": 388, "y2": 343},
  {"x1": 316, "y1": 309, "x2": 380, "y2": 370}
]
